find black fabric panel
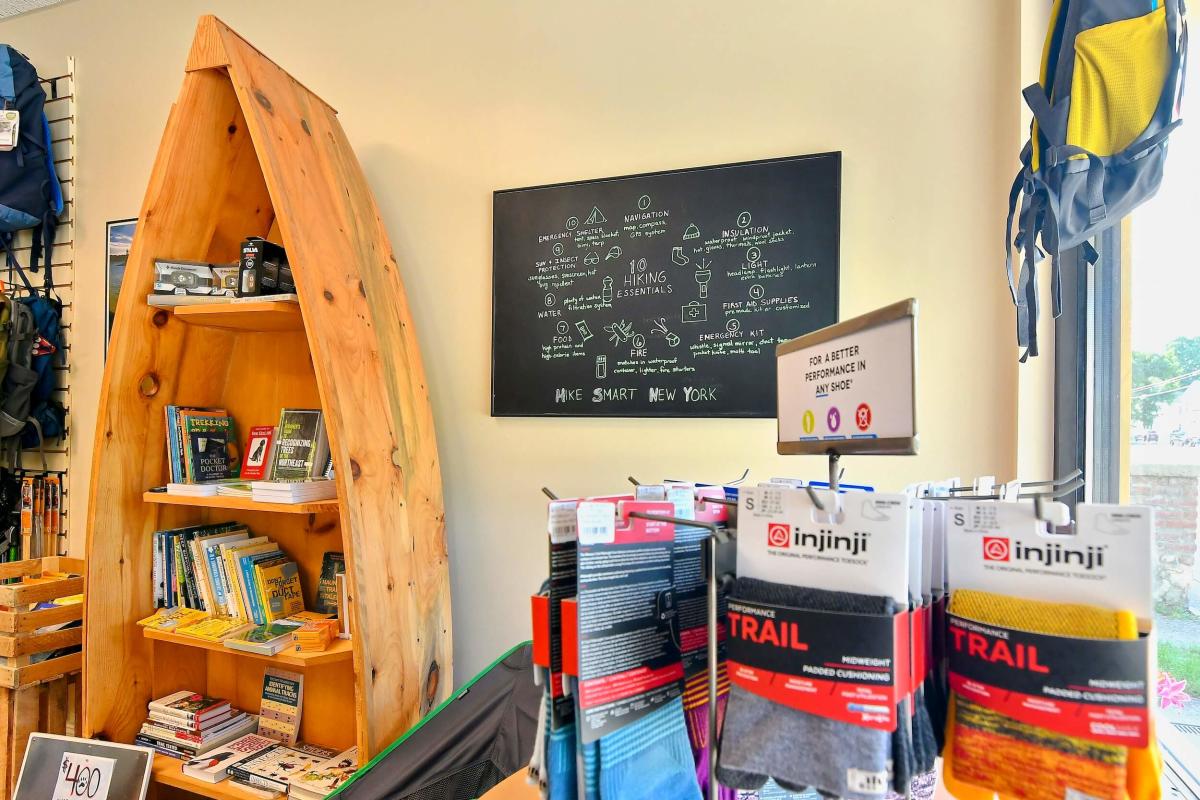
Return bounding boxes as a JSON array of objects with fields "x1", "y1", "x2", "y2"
[{"x1": 341, "y1": 645, "x2": 540, "y2": 800}]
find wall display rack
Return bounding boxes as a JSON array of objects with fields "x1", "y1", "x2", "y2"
[{"x1": 83, "y1": 17, "x2": 450, "y2": 796}]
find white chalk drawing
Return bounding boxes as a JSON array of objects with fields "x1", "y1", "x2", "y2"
[
  {"x1": 694, "y1": 260, "x2": 712, "y2": 299},
  {"x1": 585, "y1": 206, "x2": 607, "y2": 225},
  {"x1": 604, "y1": 319, "x2": 636, "y2": 346},
  {"x1": 596, "y1": 354, "x2": 607, "y2": 379},
  {"x1": 556, "y1": 321, "x2": 570, "y2": 335},
  {"x1": 552, "y1": 242, "x2": 565, "y2": 257},
  {"x1": 736, "y1": 211, "x2": 752, "y2": 228},
  {"x1": 637, "y1": 195, "x2": 651, "y2": 210},
  {"x1": 671, "y1": 246, "x2": 689, "y2": 266},
  {"x1": 682, "y1": 223, "x2": 700, "y2": 240},
  {"x1": 545, "y1": 293, "x2": 556, "y2": 307},
  {"x1": 726, "y1": 318, "x2": 741, "y2": 334},
  {"x1": 749, "y1": 284, "x2": 766, "y2": 300},
  {"x1": 681, "y1": 301, "x2": 707, "y2": 324},
  {"x1": 601, "y1": 276, "x2": 613, "y2": 304},
  {"x1": 575, "y1": 320, "x2": 594, "y2": 342},
  {"x1": 746, "y1": 246, "x2": 761, "y2": 263},
  {"x1": 632, "y1": 334, "x2": 646, "y2": 350},
  {"x1": 566, "y1": 216, "x2": 579, "y2": 231},
  {"x1": 632, "y1": 257, "x2": 648, "y2": 272},
  {"x1": 584, "y1": 251, "x2": 600, "y2": 265},
  {"x1": 651, "y1": 318, "x2": 681, "y2": 348},
  {"x1": 605, "y1": 245, "x2": 622, "y2": 260}
]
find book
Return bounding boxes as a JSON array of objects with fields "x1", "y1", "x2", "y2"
[
  {"x1": 147, "y1": 706, "x2": 237, "y2": 732},
  {"x1": 175, "y1": 616, "x2": 253, "y2": 642},
  {"x1": 224, "y1": 621, "x2": 302, "y2": 656},
  {"x1": 166, "y1": 483, "x2": 218, "y2": 496},
  {"x1": 314, "y1": 553, "x2": 345, "y2": 616},
  {"x1": 137, "y1": 607, "x2": 207, "y2": 631},
  {"x1": 257, "y1": 668, "x2": 304, "y2": 746},
  {"x1": 140, "y1": 713, "x2": 257, "y2": 752},
  {"x1": 285, "y1": 611, "x2": 333, "y2": 624},
  {"x1": 241, "y1": 426, "x2": 276, "y2": 481},
  {"x1": 292, "y1": 620, "x2": 337, "y2": 654},
  {"x1": 226, "y1": 540, "x2": 280, "y2": 623},
  {"x1": 135, "y1": 734, "x2": 199, "y2": 760},
  {"x1": 287, "y1": 746, "x2": 358, "y2": 798},
  {"x1": 336, "y1": 573, "x2": 351, "y2": 639},
  {"x1": 238, "y1": 547, "x2": 285, "y2": 625},
  {"x1": 257, "y1": 560, "x2": 304, "y2": 621},
  {"x1": 251, "y1": 480, "x2": 337, "y2": 504},
  {"x1": 269, "y1": 410, "x2": 329, "y2": 482},
  {"x1": 149, "y1": 691, "x2": 231, "y2": 725},
  {"x1": 184, "y1": 412, "x2": 240, "y2": 482},
  {"x1": 181, "y1": 732, "x2": 279, "y2": 783},
  {"x1": 229, "y1": 743, "x2": 335, "y2": 794},
  {"x1": 165, "y1": 406, "x2": 226, "y2": 483},
  {"x1": 217, "y1": 482, "x2": 254, "y2": 498},
  {"x1": 148, "y1": 293, "x2": 300, "y2": 308}
]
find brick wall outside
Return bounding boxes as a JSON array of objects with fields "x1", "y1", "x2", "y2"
[{"x1": 1131, "y1": 469, "x2": 1199, "y2": 613}]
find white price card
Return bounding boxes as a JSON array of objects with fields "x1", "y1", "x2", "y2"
[
  {"x1": 53, "y1": 752, "x2": 115, "y2": 800},
  {"x1": 776, "y1": 298, "x2": 917, "y2": 455}
]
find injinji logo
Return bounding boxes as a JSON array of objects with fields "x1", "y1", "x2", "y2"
[
  {"x1": 983, "y1": 536, "x2": 1011, "y2": 562},
  {"x1": 767, "y1": 523, "x2": 791, "y2": 548}
]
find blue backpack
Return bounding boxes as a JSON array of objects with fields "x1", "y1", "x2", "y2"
[{"x1": 0, "y1": 44, "x2": 62, "y2": 278}]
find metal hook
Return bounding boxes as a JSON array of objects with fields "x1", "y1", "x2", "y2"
[
  {"x1": 628, "y1": 476, "x2": 641, "y2": 487},
  {"x1": 804, "y1": 484, "x2": 826, "y2": 511},
  {"x1": 541, "y1": 487, "x2": 559, "y2": 500},
  {"x1": 827, "y1": 451, "x2": 841, "y2": 494}
]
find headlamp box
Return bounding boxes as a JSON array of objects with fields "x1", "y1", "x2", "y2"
[
  {"x1": 153, "y1": 260, "x2": 215, "y2": 295},
  {"x1": 945, "y1": 502, "x2": 1154, "y2": 747},
  {"x1": 238, "y1": 237, "x2": 290, "y2": 296}
]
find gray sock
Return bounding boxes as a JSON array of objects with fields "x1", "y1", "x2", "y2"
[{"x1": 716, "y1": 578, "x2": 897, "y2": 799}]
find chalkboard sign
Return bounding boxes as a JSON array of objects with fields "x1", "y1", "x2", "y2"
[{"x1": 492, "y1": 153, "x2": 840, "y2": 417}]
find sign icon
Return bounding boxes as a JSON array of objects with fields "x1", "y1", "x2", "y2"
[
  {"x1": 601, "y1": 276, "x2": 613, "y2": 303},
  {"x1": 855, "y1": 403, "x2": 872, "y2": 431},
  {"x1": 556, "y1": 321, "x2": 569, "y2": 335},
  {"x1": 749, "y1": 284, "x2": 765, "y2": 300},
  {"x1": 767, "y1": 523, "x2": 791, "y2": 548},
  {"x1": 671, "y1": 246, "x2": 689, "y2": 266},
  {"x1": 726, "y1": 318, "x2": 741, "y2": 334},
  {"x1": 638, "y1": 194, "x2": 652, "y2": 210},
  {"x1": 694, "y1": 259, "x2": 712, "y2": 298},
  {"x1": 826, "y1": 406, "x2": 841, "y2": 432},
  {"x1": 605, "y1": 245, "x2": 622, "y2": 260},
  {"x1": 552, "y1": 242, "x2": 564, "y2": 257},
  {"x1": 746, "y1": 246, "x2": 761, "y2": 263},
  {"x1": 983, "y1": 537, "x2": 1011, "y2": 562},
  {"x1": 683, "y1": 223, "x2": 700, "y2": 240},
  {"x1": 681, "y1": 301, "x2": 707, "y2": 323},
  {"x1": 575, "y1": 320, "x2": 594, "y2": 342},
  {"x1": 566, "y1": 216, "x2": 579, "y2": 230},
  {"x1": 737, "y1": 211, "x2": 752, "y2": 228},
  {"x1": 632, "y1": 334, "x2": 646, "y2": 350},
  {"x1": 544, "y1": 293, "x2": 556, "y2": 307},
  {"x1": 651, "y1": 318, "x2": 680, "y2": 347},
  {"x1": 585, "y1": 206, "x2": 607, "y2": 225},
  {"x1": 595, "y1": 355, "x2": 607, "y2": 379},
  {"x1": 584, "y1": 251, "x2": 600, "y2": 265},
  {"x1": 801, "y1": 410, "x2": 815, "y2": 434}
]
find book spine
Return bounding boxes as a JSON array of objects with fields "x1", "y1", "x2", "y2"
[
  {"x1": 227, "y1": 768, "x2": 288, "y2": 793},
  {"x1": 217, "y1": 551, "x2": 239, "y2": 617},
  {"x1": 146, "y1": 710, "x2": 206, "y2": 729},
  {"x1": 178, "y1": 533, "x2": 199, "y2": 609},
  {"x1": 254, "y1": 563, "x2": 276, "y2": 623},
  {"x1": 141, "y1": 724, "x2": 206, "y2": 745},
  {"x1": 240, "y1": 556, "x2": 266, "y2": 625},
  {"x1": 153, "y1": 532, "x2": 163, "y2": 608},
  {"x1": 166, "y1": 406, "x2": 179, "y2": 483},
  {"x1": 171, "y1": 537, "x2": 188, "y2": 608},
  {"x1": 190, "y1": 538, "x2": 214, "y2": 613},
  {"x1": 135, "y1": 735, "x2": 197, "y2": 759},
  {"x1": 205, "y1": 545, "x2": 227, "y2": 611},
  {"x1": 224, "y1": 549, "x2": 249, "y2": 621}
]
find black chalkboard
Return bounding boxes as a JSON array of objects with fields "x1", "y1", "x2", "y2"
[{"x1": 491, "y1": 153, "x2": 840, "y2": 417}]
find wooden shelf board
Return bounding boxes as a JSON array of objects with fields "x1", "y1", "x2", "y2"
[
  {"x1": 152, "y1": 753, "x2": 282, "y2": 799},
  {"x1": 144, "y1": 627, "x2": 353, "y2": 667},
  {"x1": 171, "y1": 300, "x2": 304, "y2": 332},
  {"x1": 143, "y1": 491, "x2": 339, "y2": 515}
]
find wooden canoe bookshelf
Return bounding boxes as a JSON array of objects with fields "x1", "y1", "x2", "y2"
[{"x1": 84, "y1": 16, "x2": 451, "y2": 799}]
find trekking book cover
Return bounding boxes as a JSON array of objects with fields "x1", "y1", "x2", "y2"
[
  {"x1": 257, "y1": 667, "x2": 304, "y2": 745},
  {"x1": 184, "y1": 413, "x2": 240, "y2": 482}
]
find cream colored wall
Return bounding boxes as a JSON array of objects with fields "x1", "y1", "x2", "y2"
[{"x1": 0, "y1": 0, "x2": 1025, "y2": 682}]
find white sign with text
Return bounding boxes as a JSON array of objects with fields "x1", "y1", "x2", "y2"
[{"x1": 53, "y1": 753, "x2": 115, "y2": 800}]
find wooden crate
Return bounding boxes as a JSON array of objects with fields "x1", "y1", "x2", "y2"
[{"x1": 0, "y1": 557, "x2": 84, "y2": 798}]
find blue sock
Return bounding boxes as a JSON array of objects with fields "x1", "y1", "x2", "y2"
[
  {"x1": 548, "y1": 716, "x2": 577, "y2": 800},
  {"x1": 598, "y1": 697, "x2": 702, "y2": 800},
  {"x1": 571, "y1": 678, "x2": 600, "y2": 800}
]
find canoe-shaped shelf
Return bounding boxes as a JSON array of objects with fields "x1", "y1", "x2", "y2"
[{"x1": 85, "y1": 15, "x2": 452, "y2": 770}]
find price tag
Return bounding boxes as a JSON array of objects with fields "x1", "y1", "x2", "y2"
[
  {"x1": 54, "y1": 752, "x2": 115, "y2": 800},
  {"x1": 0, "y1": 110, "x2": 18, "y2": 151}
]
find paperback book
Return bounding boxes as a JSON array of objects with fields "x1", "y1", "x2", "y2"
[
  {"x1": 181, "y1": 732, "x2": 279, "y2": 783},
  {"x1": 240, "y1": 425, "x2": 276, "y2": 481},
  {"x1": 314, "y1": 552, "x2": 345, "y2": 616},
  {"x1": 287, "y1": 746, "x2": 358, "y2": 799},
  {"x1": 257, "y1": 668, "x2": 304, "y2": 746},
  {"x1": 228, "y1": 743, "x2": 335, "y2": 793},
  {"x1": 269, "y1": 409, "x2": 330, "y2": 482},
  {"x1": 224, "y1": 621, "x2": 301, "y2": 656}
]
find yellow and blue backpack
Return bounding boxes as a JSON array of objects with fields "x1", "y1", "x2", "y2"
[{"x1": 1008, "y1": 0, "x2": 1188, "y2": 359}]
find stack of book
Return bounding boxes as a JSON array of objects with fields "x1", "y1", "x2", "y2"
[
  {"x1": 164, "y1": 405, "x2": 240, "y2": 485},
  {"x1": 135, "y1": 691, "x2": 257, "y2": 760},
  {"x1": 251, "y1": 480, "x2": 337, "y2": 504},
  {"x1": 228, "y1": 742, "x2": 336, "y2": 797},
  {"x1": 152, "y1": 521, "x2": 306, "y2": 625},
  {"x1": 224, "y1": 621, "x2": 302, "y2": 656},
  {"x1": 292, "y1": 619, "x2": 338, "y2": 653},
  {"x1": 286, "y1": 747, "x2": 358, "y2": 799}
]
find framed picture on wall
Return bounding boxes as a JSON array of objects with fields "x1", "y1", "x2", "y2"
[{"x1": 105, "y1": 218, "x2": 136, "y2": 358}]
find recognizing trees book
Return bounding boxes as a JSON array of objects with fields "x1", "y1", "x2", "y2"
[
  {"x1": 257, "y1": 668, "x2": 304, "y2": 745},
  {"x1": 269, "y1": 409, "x2": 330, "y2": 481}
]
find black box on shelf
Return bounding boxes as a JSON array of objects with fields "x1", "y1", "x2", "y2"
[{"x1": 238, "y1": 237, "x2": 290, "y2": 296}]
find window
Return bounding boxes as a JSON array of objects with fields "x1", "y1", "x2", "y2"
[{"x1": 1058, "y1": 47, "x2": 1200, "y2": 789}]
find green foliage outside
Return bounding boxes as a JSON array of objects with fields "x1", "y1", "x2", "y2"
[{"x1": 1133, "y1": 336, "x2": 1200, "y2": 429}]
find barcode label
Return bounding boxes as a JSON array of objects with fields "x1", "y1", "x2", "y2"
[{"x1": 576, "y1": 502, "x2": 615, "y2": 545}]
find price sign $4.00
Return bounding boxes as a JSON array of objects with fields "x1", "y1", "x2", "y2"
[{"x1": 54, "y1": 753, "x2": 115, "y2": 800}]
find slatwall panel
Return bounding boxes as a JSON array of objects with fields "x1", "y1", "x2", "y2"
[{"x1": 1, "y1": 59, "x2": 74, "y2": 556}]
